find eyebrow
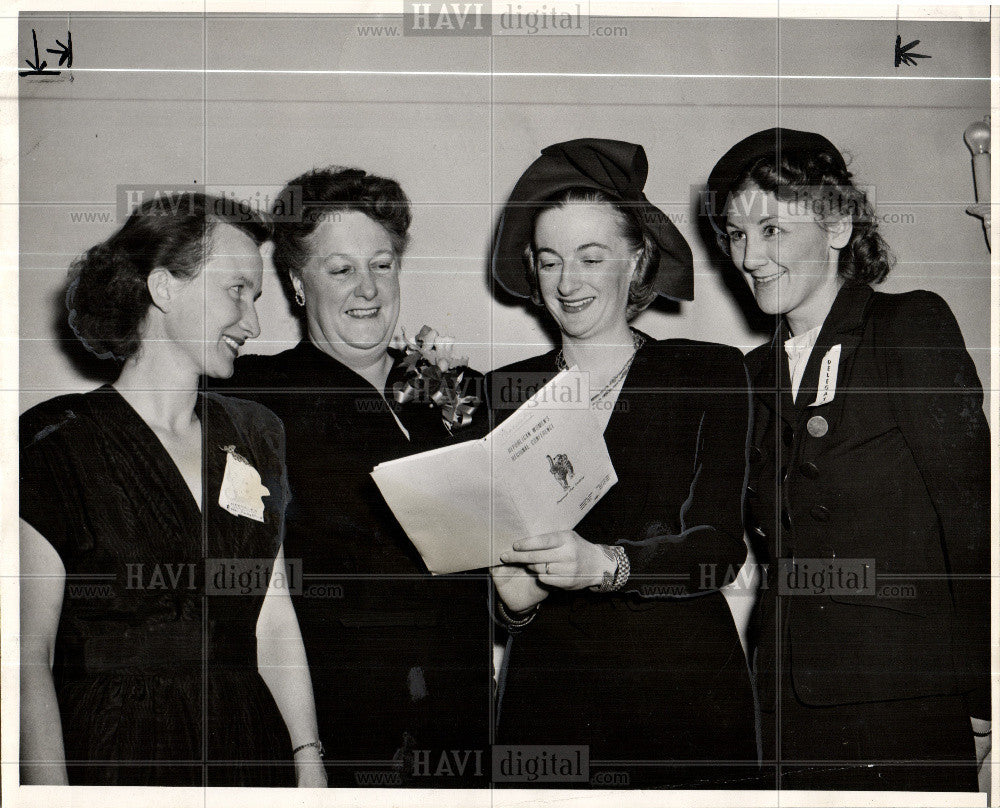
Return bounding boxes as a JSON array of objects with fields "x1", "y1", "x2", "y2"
[
  {"x1": 727, "y1": 215, "x2": 777, "y2": 229},
  {"x1": 320, "y1": 250, "x2": 394, "y2": 262},
  {"x1": 236, "y1": 272, "x2": 264, "y2": 300},
  {"x1": 536, "y1": 242, "x2": 612, "y2": 253}
]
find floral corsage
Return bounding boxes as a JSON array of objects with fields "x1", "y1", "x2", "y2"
[{"x1": 392, "y1": 325, "x2": 481, "y2": 434}]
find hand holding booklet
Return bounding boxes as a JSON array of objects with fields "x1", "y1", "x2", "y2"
[{"x1": 371, "y1": 370, "x2": 618, "y2": 574}]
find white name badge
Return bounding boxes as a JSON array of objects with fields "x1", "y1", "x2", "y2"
[
  {"x1": 218, "y1": 447, "x2": 270, "y2": 523},
  {"x1": 809, "y1": 344, "x2": 841, "y2": 408}
]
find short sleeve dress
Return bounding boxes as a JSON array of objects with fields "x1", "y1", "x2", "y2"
[{"x1": 20, "y1": 385, "x2": 294, "y2": 786}]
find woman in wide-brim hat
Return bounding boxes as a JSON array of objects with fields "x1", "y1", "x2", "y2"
[{"x1": 487, "y1": 138, "x2": 757, "y2": 789}]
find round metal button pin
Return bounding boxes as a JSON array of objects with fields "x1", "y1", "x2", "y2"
[{"x1": 806, "y1": 415, "x2": 829, "y2": 437}]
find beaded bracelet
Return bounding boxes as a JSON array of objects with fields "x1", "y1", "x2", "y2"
[{"x1": 495, "y1": 597, "x2": 538, "y2": 629}]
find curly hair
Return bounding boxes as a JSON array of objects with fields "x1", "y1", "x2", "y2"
[
  {"x1": 66, "y1": 192, "x2": 269, "y2": 361},
  {"x1": 270, "y1": 166, "x2": 412, "y2": 304},
  {"x1": 523, "y1": 188, "x2": 660, "y2": 322},
  {"x1": 721, "y1": 147, "x2": 894, "y2": 285}
]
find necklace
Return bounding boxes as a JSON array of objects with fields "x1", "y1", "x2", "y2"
[{"x1": 556, "y1": 330, "x2": 647, "y2": 403}]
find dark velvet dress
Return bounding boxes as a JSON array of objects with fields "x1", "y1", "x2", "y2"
[
  {"x1": 487, "y1": 335, "x2": 758, "y2": 789},
  {"x1": 212, "y1": 341, "x2": 493, "y2": 788},
  {"x1": 19, "y1": 386, "x2": 294, "y2": 786}
]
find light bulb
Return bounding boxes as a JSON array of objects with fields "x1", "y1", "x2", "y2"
[{"x1": 964, "y1": 119, "x2": 990, "y2": 155}]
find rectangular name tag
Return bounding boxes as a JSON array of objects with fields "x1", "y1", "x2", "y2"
[
  {"x1": 809, "y1": 344, "x2": 841, "y2": 407},
  {"x1": 219, "y1": 447, "x2": 269, "y2": 523}
]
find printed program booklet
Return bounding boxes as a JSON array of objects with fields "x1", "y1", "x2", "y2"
[{"x1": 371, "y1": 370, "x2": 618, "y2": 574}]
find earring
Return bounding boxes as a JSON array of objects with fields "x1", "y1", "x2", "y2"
[{"x1": 294, "y1": 288, "x2": 306, "y2": 307}]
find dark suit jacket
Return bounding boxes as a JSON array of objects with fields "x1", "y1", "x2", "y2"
[{"x1": 746, "y1": 282, "x2": 990, "y2": 718}]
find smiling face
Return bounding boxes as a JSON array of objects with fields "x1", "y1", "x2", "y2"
[
  {"x1": 163, "y1": 222, "x2": 263, "y2": 379},
  {"x1": 291, "y1": 211, "x2": 401, "y2": 370},
  {"x1": 724, "y1": 183, "x2": 851, "y2": 335},
  {"x1": 533, "y1": 202, "x2": 639, "y2": 342}
]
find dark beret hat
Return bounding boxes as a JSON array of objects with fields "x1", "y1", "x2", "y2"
[
  {"x1": 491, "y1": 138, "x2": 694, "y2": 302},
  {"x1": 704, "y1": 128, "x2": 847, "y2": 236}
]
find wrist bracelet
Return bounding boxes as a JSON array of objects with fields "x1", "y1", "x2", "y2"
[
  {"x1": 496, "y1": 598, "x2": 538, "y2": 629},
  {"x1": 611, "y1": 546, "x2": 631, "y2": 590},
  {"x1": 293, "y1": 740, "x2": 325, "y2": 757},
  {"x1": 972, "y1": 728, "x2": 992, "y2": 737},
  {"x1": 590, "y1": 545, "x2": 630, "y2": 593}
]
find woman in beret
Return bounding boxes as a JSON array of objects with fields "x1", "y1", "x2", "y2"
[
  {"x1": 488, "y1": 139, "x2": 757, "y2": 788},
  {"x1": 706, "y1": 127, "x2": 991, "y2": 790},
  {"x1": 19, "y1": 193, "x2": 324, "y2": 786}
]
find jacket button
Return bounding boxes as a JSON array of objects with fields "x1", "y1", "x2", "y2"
[
  {"x1": 781, "y1": 508, "x2": 792, "y2": 529},
  {"x1": 806, "y1": 415, "x2": 829, "y2": 438},
  {"x1": 799, "y1": 462, "x2": 819, "y2": 479},
  {"x1": 810, "y1": 505, "x2": 831, "y2": 522}
]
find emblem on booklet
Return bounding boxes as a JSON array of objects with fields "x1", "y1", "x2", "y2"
[{"x1": 547, "y1": 453, "x2": 575, "y2": 491}]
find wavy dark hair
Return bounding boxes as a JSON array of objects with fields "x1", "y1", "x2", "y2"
[
  {"x1": 523, "y1": 187, "x2": 660, "y2": 321},
  {"x1": 718, "y1": 147, "x2": 894, "y2": 285},
  {"x1": 66, "y1": 192, "x2": 269, "y2": 362},
  {"x1": 270, "y1": 166, "x2": 412, "y2": 306}
]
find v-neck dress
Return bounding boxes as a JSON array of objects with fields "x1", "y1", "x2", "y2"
[
  {"x1": 486, "y1": 334, "x2": 757, "y2": 789},
  {"x1": 19, "y1": 386, "x2": 293, "y2": 786},
  {"x1": 212, "y1": 341, "x2": 493, "y2": 788}
]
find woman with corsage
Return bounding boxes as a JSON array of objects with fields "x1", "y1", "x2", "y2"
[
  {"x1": 706, "y1": 127, "x2": 991, "y2": 791},
  {"x1": 19, "y1": 193, "x2": 325, "y2": 786},
  {"x1": 487, "y1": 139, "x2": 757, "y2": 788},
  {"x1": 212, "y1": 167, "x2": 492, "y2": 787}
]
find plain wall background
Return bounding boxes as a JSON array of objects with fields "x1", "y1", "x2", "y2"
[
  {"x1": 20, "y1": 13, "x2": 991, "y2": 405},
  {"x1": 18, "y1": 11, "x2": 992, "y2": 640}
]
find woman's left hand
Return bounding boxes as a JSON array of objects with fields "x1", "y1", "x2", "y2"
[
  {"x1": 294, "y1": 747, "x2": 328, "y2": 788},
  {"x1": 500, "y1": 531, "x2": 618, "y2": 590}
]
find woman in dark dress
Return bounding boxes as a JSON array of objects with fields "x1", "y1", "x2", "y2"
[
  {"x1": 212, "y1": 167, "x2": 492, "y2": 788},
  {"x1": 488, "y1": 139, "x2": 757, "y2": 789},
  {"x1": 706, "y1": 127, "x2": 991, "y2": 791},
  {"x1": 19, "y1": 194, "x2": 325, "y2": 786}
]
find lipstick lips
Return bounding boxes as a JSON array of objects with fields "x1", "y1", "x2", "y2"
[
  {"x1": 221, "y1": 334, "x2": 244, "y2": 355},
  {"x1": 345, "y1": 305, "x2": 381, "y2": 319},
  {"x1": 752, "y1": 269, "x2": 785, "y2": 288},
  {"x1": 559, "y1": 296, "x2": 595, "y2": 313}
]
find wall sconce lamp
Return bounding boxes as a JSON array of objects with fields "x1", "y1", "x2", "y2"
[{"x1": 964, "y1": 115, "x2": 990, "y2": 250}]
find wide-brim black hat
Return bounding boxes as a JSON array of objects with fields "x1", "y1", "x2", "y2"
[
  {"x1": 491, "y1": 138, "x2": 694, "y2": 302},
  {"x1": 704, "y1": 127, "x2": 847, "y2": 237}
]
